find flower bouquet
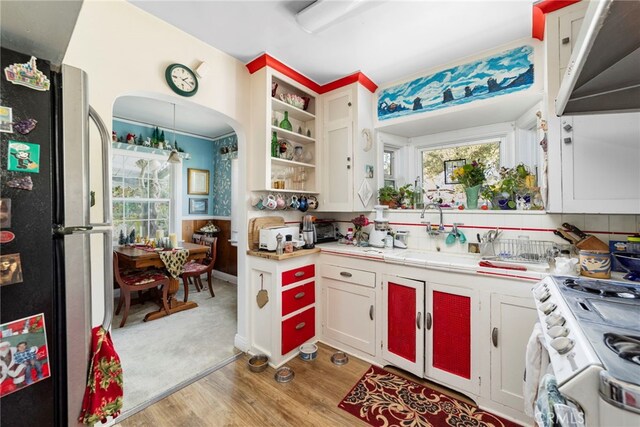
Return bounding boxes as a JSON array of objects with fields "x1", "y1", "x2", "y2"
[
  {"x1": 451, "y1": 161, "x2": 486, "y2": 209},
  {"x1": 351, "y1": 214, "x2": 371, "y2": 246}
]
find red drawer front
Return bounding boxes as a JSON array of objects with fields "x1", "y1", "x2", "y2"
[
  {"x1": 387, "y1": 281, "x2": 416, "y2": 363},
  {"x1": 433, "y1": 291, "x2": 471, "y2": 379},
  {"x1": 282, "y1": 281, "x2": 315, "y2": 316},
  {"x1": 282, "y1": 264, "x2": 315, "y2": 287},
  {"x1": 281, "y1": 307, "x2": 315, "y2": 355}
]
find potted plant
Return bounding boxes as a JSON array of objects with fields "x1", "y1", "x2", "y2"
[
  {"x1": 487, "y1": 164, "x2": 529, "y2": 209},
  {"x1": 378, "y1": 185, "x2": 399, "y2": 208},
  {"x1": 396, "y1": 184, "x2": 414, "y2": 208}
]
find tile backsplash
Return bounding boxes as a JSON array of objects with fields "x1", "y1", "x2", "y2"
[{"x1": 313, "y1": 211, "x2": 640, "y2": 254}]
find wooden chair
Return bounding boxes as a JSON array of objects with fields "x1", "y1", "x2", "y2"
[
  {"x1": 181, "y1": 237, "x2": 218, "y2": 300},
  {"x1": 113, "y1": 252, "x2": 171, "y2": 328}
]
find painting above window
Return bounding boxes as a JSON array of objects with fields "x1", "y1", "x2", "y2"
[{"x1": 377, "y1": 45, "x2": 534, "y2": 121}]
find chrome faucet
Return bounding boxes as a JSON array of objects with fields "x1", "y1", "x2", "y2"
[{"x1": 420, "y1": 202, "x2": 445, "y2": 236}]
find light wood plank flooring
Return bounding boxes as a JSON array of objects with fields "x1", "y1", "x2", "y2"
[{"x1": 116, "y1": 343, "x2": 472, "y2": 426}]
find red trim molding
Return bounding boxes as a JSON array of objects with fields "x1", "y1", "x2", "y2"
[
  {"x1": 532, "y1": 0, "x2": 582, "y2": 40},
  {"x1": 246, "y1": 53, "x2": 378, "y2": 94}
]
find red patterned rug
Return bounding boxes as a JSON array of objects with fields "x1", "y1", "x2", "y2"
[{"x1": 339, "y1": 365, "x2": 521, "y2": 427}]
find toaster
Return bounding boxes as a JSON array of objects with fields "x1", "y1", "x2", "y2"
[
  {"x1": 314, "y1": 222, "x2": 338, "y2": 243},
  {"x1": 259, "y1": 226, "x2": 300, "y2": 251}
]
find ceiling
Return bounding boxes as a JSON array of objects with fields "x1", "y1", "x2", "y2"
[
  {"x1": 129, "y1": 0, "x2": 534, "y2": 86},
  {"x1": 1, "y1": 1, "x2": 83, "y2": 66},
  {"x1": 113, "y1": 96, "x2": 234, "y2": 140}
]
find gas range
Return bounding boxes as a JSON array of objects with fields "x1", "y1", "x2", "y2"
[{"x1": 533, "y1": 275, "x2": 640, "y2": 422}]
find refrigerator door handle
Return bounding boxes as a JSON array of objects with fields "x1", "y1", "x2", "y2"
[
  {"x1": 100, "y1": 229, "x2": 114, "y2": 331},
  {"x1": 88, "y1": 105, "x2": 112, "y2": 227}
]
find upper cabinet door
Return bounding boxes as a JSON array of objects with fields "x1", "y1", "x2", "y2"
[
  {"x1": 382, "y1": 275, "x2": 425, "y2": 377},
  {"x1": 321, "y1": 88, "x2": 354, "y2": 211},
  {"x1": 561, "y1": 112, "x2": 640, "y2": 213}
]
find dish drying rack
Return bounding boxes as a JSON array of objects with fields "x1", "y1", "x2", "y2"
[{"x1": 481, "y1": 238, "x2": 555, "y2": 264}]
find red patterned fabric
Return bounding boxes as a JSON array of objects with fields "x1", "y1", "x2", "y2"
[
  {"x1": 183, "y1": 261, "x2": 206, "y2": 274},
  {"x1": 339, "y1": 365, "x2": 522, "y2": 427},
  {"x1": 120, "y1": 270, "x2": 168, "y2": 286},
  {"x1": 79, "y1": 327, "x2": 123, "y2": 426}
]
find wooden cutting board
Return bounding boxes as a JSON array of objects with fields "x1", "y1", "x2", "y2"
[{"x1": 248, "y1": 216, "x2": 285, "y2": 250}]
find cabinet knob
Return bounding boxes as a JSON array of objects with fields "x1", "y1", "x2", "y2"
[
  {"x1": 347, "y1": 157, "x2": 351, "y2": 161},
  {"x1": 294, "y1": 271, "x2": 305, "y2": 278},
  {"x1": 294, "y1": 292, "x2": 305, "y2": 299},
  {"x1": 347, "y1": 165, "x2": 351, "y2": 169},
  {"x1": 339, "y1": 271, "x2": 353, "y2": 278},
  {"x1": 369, "y1": 305, "x2": 374, "y2": 321},
  {"x1": 563, "y1": 137, "x2": 572, "y2": 144},
  {"x1": 492, "y1": 327, "x2": 499, "y2": 347},
  {"x1": 563, "y1": 124, "x2": 573, "y2": 132},
  {"x1": 416, "y1": 312, "x2": 423, "y2": 329},
  {"x1": 562, "y1": 37, "x2": 570, "y2": 45},
  {"x1": 295, "y1": 322, "x2": 306, "y2": 330},
  {"x1": 348, "y1": 102, "x2": 352, "y2": 107},
  {"x1": 426, "y1": 313, "x2": 432, "y2": 330}
]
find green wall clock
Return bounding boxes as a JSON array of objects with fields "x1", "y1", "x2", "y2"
[{"x1": 165, "y1": 63, "x2": 198, "y2": 97}]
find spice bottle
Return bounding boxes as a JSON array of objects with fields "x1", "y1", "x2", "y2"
[
  {"x1": 284, "y1": 234, "x2": 294, "y2": 253},
  {"x1": 346, "y1": 228, "x2": 354, "y2": 242},
  {"x1": 275, "y1": 233, "x2": 284, "y2": 255}
]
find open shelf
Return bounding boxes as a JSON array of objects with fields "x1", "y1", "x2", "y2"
[
  {"x1": 271, "y1": 158, "x2": 316, "y2": 168},
  {"x1": 271, "y1": 98, "x2": 315, "y2": 122},
  {"x1": 271, "y1": 126, "x2": 315, "y2": 144}
]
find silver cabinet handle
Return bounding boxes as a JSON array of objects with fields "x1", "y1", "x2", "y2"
[
  {"x1": 88, "y1": 106, "x2": 112, "y2": 227},
  {"x1": 294, "y1": 292, "x2": 305, "y2": 299},
  {"x1": 492, "y1": 327, "x2": 499, "y2": 347},
  {"x1": 426, "y1": 313, "x2": 432, "y2": 330},
  {"x1": 369, "y1": 305, "x2": 374, "y2": 320},
  {"x1": 416, "y1": 312, "x2": 422, "y2": 329},
  {"x1": 295, "y1": 322, "x2": 306, "y2": 330},
  {"x1": 339, "y1": 271, "x2": 352, "y2": 277},
  {"x1": 294, "y1": 271, "x2": 305, "y2": 278}
]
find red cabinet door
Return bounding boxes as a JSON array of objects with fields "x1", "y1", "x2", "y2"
[
  {"x1": 382, "y1": 275, "x2": 424, "y2": 377},
  {"x1": 281, "y1": 307, "x2": 315, "y2": 355},
  {"x1": 432, "y1": 290, "x2": 471, "y2": 379},
  {"x1": 282, "y1": 281, "x2": 315, "y2": 316}
]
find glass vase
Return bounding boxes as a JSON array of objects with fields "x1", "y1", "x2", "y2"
[
  {"x1": 279, "y1": 111, "x2": 292, "y2": 131},
  {"x1": 464, "y1": 184, "x2": 481, "y2": 209}
]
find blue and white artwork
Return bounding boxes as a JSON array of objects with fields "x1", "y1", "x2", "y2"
[{"x1": 377, "y1": 45, "x2": 534, "y2": 121}]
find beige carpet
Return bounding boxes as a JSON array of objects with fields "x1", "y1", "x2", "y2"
[{"x1": 111, "y1": 276, "x2": 239, "y2": 415}]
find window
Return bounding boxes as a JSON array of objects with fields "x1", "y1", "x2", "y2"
[
  {"x1": 421, "y1": 140, "x2": 500, "y2": 206},
  {"x1": 112, "y1": 153, "x2": 171, "y2": 242},
  {"x1": 383, "y1": 149, "x2": 396, "y2": 187}
]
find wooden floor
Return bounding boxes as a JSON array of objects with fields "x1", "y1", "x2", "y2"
[{"x1": 116, "y1": 343, "x2": 473, "y2": 427}]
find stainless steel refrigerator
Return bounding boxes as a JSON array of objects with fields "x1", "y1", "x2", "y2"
[{"x1": 1, "y1": 47, "x2": 114, "y2": 426}]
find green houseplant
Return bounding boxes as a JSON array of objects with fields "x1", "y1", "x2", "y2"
[
  {"x1": 378, "y1": 185, "x2": 399, "y2": 208},
  {"x1": 396, "y1": 184, "x2": 415, "y2": 208}
]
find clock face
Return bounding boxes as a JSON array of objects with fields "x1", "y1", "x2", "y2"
[{"x1": 165, "y1": 64, "x2": 198, "y2": 97}]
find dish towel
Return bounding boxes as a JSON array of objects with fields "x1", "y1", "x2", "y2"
[
  {"x1": 524, "y1": 322, "x2": 550, "y2": 417},
  {"x1": 158, "y1": 249, "x2": 189, "y2": 278},
  {"x1": 79, "y1": 326, "x2": 123, "y2": 426}
]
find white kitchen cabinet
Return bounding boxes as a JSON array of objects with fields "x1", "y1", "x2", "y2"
[
  {"x1": 426, "y1": 283, "x2": 479, "y2": 396},
  {"x1": 249, "y1": 255, "x2": 318, "y2": 367},
  {"x1": 560, "y1": 112, "x2": 640, "y2": 213},
  {"x1": 249, "y1": 67, "x2": 319, "y2": 194},
  {"x1": 382, "y1": 275, "x2": 425, "y2": 377},
  {"x1": 490, "y1": 293, "x2": 538, "y2": 412},
  {"x1": 320, "y1": 264, "x2": 376, "y2": 356},
  {"x1": 557, "y1": 6, "x2": 587, "y2": 83},
  {"x1": 320, "y1": 83, "x2": 376, "y2": 212}
]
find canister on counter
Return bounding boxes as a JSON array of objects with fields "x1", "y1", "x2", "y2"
[{"x1": 579, "y1": 250, "x2": 611, "y2": 279}]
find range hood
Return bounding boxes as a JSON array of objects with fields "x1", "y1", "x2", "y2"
[{"x1": 555, "y1": 0, "x2": 640, "y2": 116}]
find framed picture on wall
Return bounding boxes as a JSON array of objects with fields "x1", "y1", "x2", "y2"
[
  {"x1": 187, "y1": 168, "x2": 210, "y2": 195},
  {"x1": 189, "y1": 198, "x2": 208, "y2": 215},
  {"x1": 444, "y1": 159, "x2": 466, "y2": 184}
]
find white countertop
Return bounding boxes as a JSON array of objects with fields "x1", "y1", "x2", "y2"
[{"x1": 317, "y1": 242, "x2": 549, "y2": 282}]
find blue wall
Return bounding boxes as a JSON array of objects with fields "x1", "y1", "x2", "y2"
[{"x1": 113, "y1": 120, "x2": 235, "y2": 217}]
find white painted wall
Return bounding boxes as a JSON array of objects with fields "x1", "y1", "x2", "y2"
[{"x1": 63, "y1": 0, "x2": 251, "y2": 349}]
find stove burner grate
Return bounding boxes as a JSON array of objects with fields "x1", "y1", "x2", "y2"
[
  {"x1": 563, "y1": 278, "x2": 640, "y2": 299},
  {"x1": 604, "y1": 333, "x2": 640, "y2": 366}
]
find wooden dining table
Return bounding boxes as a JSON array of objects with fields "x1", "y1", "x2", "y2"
[{"x1": 114, "y1": 242, "x2": 209, "y2": 321}]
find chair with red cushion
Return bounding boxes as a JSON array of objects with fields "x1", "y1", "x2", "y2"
[
  {"x1": 181, "y1": 237, "x2": 217, "y2": 300},
  {"x1": 113, "y1": 252, "x2": 171, "y2": 328}
]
